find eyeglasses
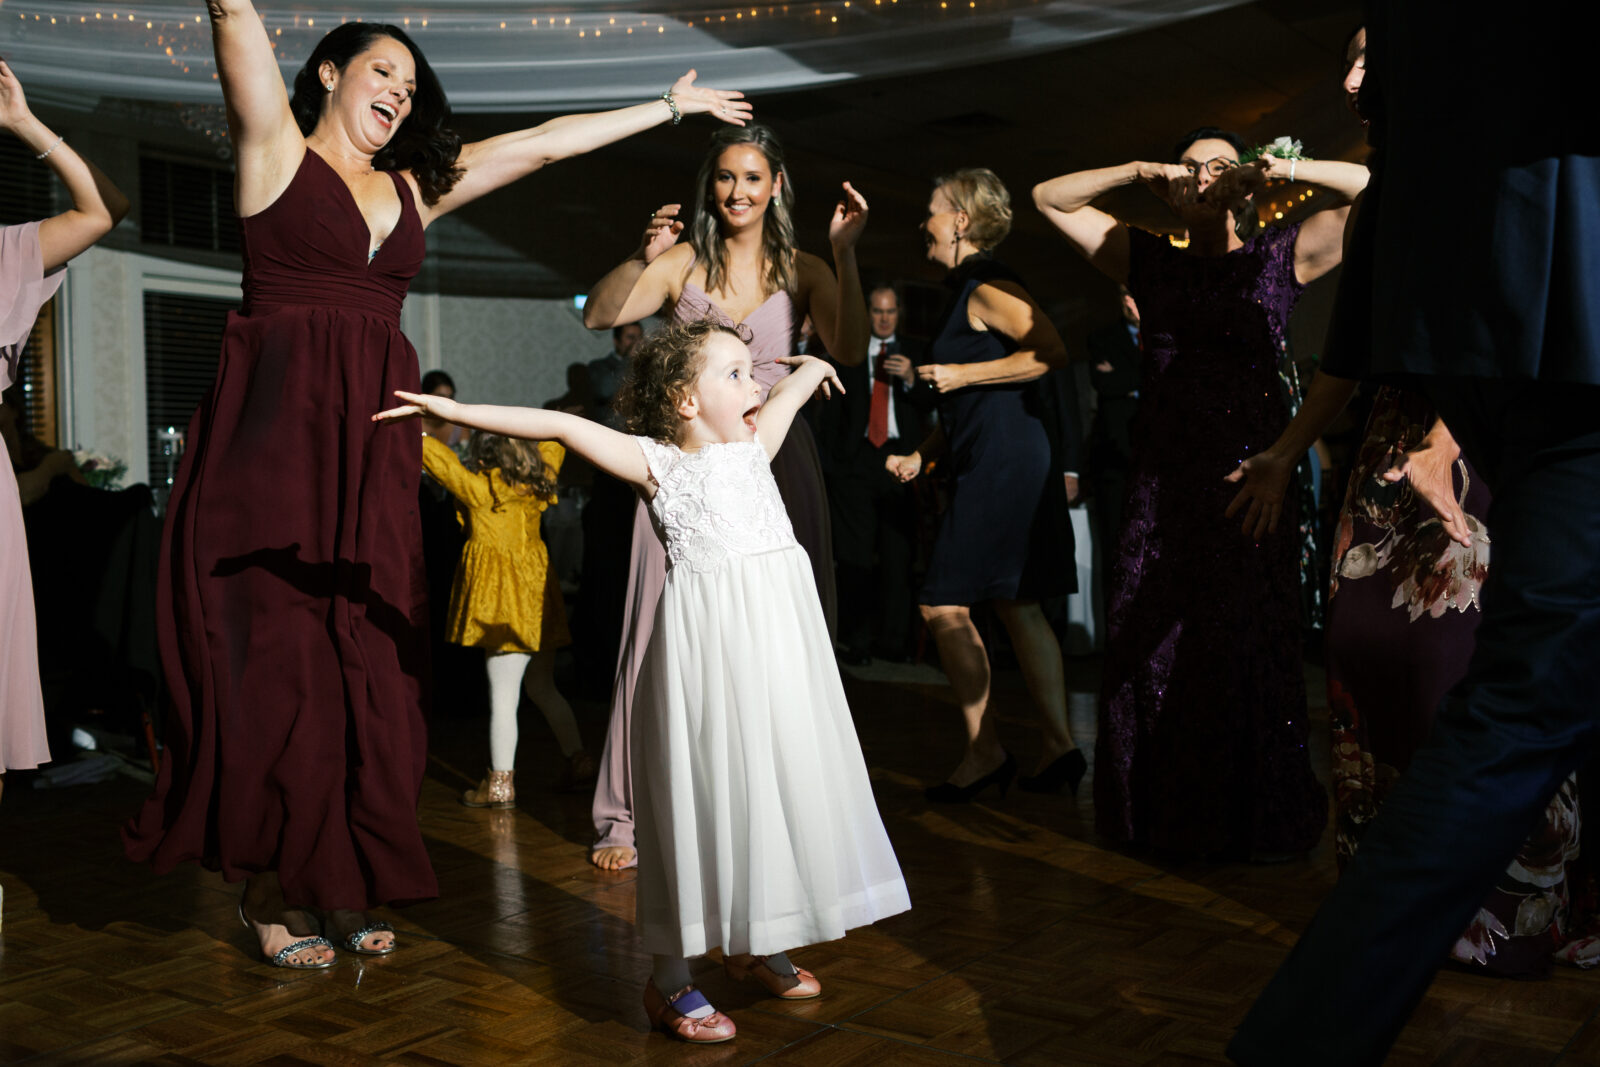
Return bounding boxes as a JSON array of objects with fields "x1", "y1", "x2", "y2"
[{"x1": 1181, "y1": 156, "x2": 1238, "y2": 178}]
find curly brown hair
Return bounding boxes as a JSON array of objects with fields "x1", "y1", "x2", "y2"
[
  {"x1": 464, "y1": 431, "x2": 558, "y2": 510},
  {"x1": 615, "y1": 320, "x2": 744, "y2": 443}
]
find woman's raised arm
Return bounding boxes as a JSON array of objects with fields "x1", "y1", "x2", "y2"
[
  {"x1": 0, "y1": 60, "x2": 129, "y2": 269},
  {"x1": 1033, "y1": 162, "x2": 1184, "y2": 283},
  {"x1": 583, "y1": 216, "x2": 693, "y2": 330},
  {"x1": 418, "y1": 72, "x2": 749, "y2": 226},
  {"x1": 798, "y1": 183, "x2": 869, "y2": 367},
  {"x1": 205, "y1": 0, "x2": 302, "y2": 200},
  {"x1": 1255, "y1": 157, "x2": 1369, "y2": 284}
]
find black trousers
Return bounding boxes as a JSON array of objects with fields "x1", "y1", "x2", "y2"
[
  {"x1": 827, "y1": 442, "x2": 916, "y2": 658},
  {"x1": 1229, "y1": 379, "x2": 1600, "y2": 1066}
]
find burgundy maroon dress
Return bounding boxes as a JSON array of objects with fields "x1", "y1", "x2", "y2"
[
  {"x1": 124, "y1": 149, "x2": 437, "y2": 910},
  {"x1": 1095, "y1": 224, "x2": 1327, "y2": 857}
]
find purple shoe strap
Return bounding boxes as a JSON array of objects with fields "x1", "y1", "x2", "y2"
[{"x1": 669, "y1": 988, "x2": 713, "y2": 1016}]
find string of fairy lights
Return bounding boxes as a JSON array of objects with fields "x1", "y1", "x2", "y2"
[{"x1": 2, "y1": 0, "x2": 1034, "y2": 82}]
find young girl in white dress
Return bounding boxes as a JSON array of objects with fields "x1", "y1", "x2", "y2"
[{"x1": 377, "y1": 319, "x2": 909, "y2": 1043}]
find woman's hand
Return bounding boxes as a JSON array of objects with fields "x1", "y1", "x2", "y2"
[
  {"x1": 885, "y1": 451, "x2": 922, "y2": 483},
  {"x1": 374, "y1": 389, "x2": 460, "y2": 424},
  {"x1": 829, "y1": 181, "x2": 869, "y2": 251},
  {"x1": 1133, "y1": 161, "x2": 1192, "y2": 196},
  {"x1": 639, "y1": 203, "x2": 684, "y2": 263},
  {"x1": 916, "y1": 364, "x2": 968, "y2": 393},
  {"x1": 1222, "y1": 447, "x2": 1296, "y2": 539},
  {"x1": 1382, "y1": 423, "x2": 1470, "y2": 547},
  {"x1": 0, "y1": 59, "x2": 35, "y2": 131},
  {"x1": 668, "y1": 70, "x2": 752, "y2": 126},
  {"x1": 775, "y1": 354, "x2": 845, "y2": 399},
  {"x1": 1205, "y1": 159, "x2": 1269, "y2": 207}
]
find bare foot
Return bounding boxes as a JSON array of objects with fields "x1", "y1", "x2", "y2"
[
  {"x1": 325, "y1": 909, "x2": 396, "y2": 953},
  {"x1": 591, "y1": 845, "x2": 637, "y2": 871},
  {"x1": 241, "y1": 874, "x2": 335, "y2": 967}
]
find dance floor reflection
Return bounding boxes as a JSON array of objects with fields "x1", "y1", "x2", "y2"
[{"x1": 1, "y1": 658, "x2": 1593, "y2": 1065}]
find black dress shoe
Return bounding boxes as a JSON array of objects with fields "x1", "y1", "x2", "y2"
[
  {"x1": 1018, "y1": 748, "x2": 1088, "y2": 796},
  {"x1": 837, "y1": 646, "x2": 872, "y2": 667},
  {"x1": 925, "y1": 752, "x2": 1017, "y2": 803}
]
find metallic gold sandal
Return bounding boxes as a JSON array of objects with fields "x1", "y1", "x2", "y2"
[{"x1": 461, "y1": 769, "x2": 515, "y2": 809}]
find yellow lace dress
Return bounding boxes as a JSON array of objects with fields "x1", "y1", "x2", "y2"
[{"x1": 422, "y1": 435, "x2": 570, "y2": 653}]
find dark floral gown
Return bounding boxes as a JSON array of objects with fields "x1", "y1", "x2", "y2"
[
  {"x1": 1328, "y1": 385, "x2": 1598, "y2": 976},
  {"x1": 1095, "y1": 223, "x2": 1326, "y2": 857}
]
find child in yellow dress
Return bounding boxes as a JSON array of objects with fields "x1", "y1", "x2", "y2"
[{"x1": 422, "y1": 431, "x2": 595, "y2": 806}]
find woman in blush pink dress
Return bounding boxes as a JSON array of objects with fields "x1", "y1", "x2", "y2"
[
  {"x1": 0, "y1": 58, "x2": 129, "y2": 802},
  {"x1": 581, "y1": 123, "x2": 869, "y2": 869}
]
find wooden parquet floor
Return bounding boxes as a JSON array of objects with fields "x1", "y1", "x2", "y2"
[{"x1": 3, "y1": 658, "x2": 1598, "y2": 1066}]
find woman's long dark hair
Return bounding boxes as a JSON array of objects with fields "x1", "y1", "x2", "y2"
[
  {"x1": 289, "y1": 23, "x2": 463, "y2": 205},
  {"x1": 688, "y1": 124, "x2": 799, "y2": 299}
]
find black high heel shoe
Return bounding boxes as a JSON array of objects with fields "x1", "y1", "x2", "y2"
[
  {"x1": 1018, "y1": 748, "x2": 1088, "y2": 796},
  {"x1": 925, "y1": 752, "x2": 1017, "y2": 803}
]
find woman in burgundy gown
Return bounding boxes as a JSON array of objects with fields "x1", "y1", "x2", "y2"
[
  {"x1": 1034, "y1": 129, "x2": 1367, "y2": 856},
  {"x1": 121, "y1": 0, "x2": 749, "y2": 968},
  {"x1": 0, "y1": 58, "x2": 128, "y2": 800},
  {"x1": 581, "y1": 124, "x2": 868, "y2": 869}
]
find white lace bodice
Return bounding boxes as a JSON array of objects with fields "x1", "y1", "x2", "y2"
[{"x1": 636, "y1": 436, "x2": 797, "y2": 574}]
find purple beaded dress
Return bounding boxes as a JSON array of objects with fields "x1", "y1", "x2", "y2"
[{"x1": 1094, "y1": 223, "x2": 1327, "y2": 857}]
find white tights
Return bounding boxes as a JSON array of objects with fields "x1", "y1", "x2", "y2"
[{"x1": 485, "y1": 649, "x2": 582, "y2": 771}]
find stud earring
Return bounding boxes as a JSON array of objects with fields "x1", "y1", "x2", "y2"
[{"x1": 324, "y1": 82, "x2": 334, "y2": 91}]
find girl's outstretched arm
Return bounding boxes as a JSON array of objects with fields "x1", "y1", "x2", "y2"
[
  {"x1": 376, "y1": 391, "x2": 654, "y2": 494},
  {"x1": 757, "y1": 355, "x2": 843, "y2": 460}
]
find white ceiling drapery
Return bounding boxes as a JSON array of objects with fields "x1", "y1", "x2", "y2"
[{"x1": 3, "y1": 0, "x2": 1249, "y2": 112}]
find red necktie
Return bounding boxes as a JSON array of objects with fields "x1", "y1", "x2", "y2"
[{"x1": 867, "y1": 342, "x2": 891, "y2": 447}]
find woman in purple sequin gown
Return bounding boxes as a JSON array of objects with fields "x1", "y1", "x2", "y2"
[
  {"x1": 1035, "y1": 129, "x2": 1368, "y2": 855},
  {"x1": 582, "y1": 124, "x2": 869, "y2": 869}
]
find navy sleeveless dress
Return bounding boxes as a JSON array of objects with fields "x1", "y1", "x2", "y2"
[
  {"x1": 125, "y1": 149, "x2": 437, "y2": 910},
  {"x1": 920, "y1": 256, "x2": 1073, "y2": 606}
]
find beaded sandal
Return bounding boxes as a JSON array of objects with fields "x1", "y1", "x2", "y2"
[
  {"x1": 237, "y1": 901, "x2": 336, "y2": 970},
  {"x1": 338, "y1": 919, "x2": 396, "y2": 956}
]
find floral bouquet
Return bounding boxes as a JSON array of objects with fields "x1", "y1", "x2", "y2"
[
  {"x1": 1240, "y1": 136, "x2": 1307, "y2": 164},
  {"x1": 73, "y1": 448, "x2": 127, "y2": 490}
]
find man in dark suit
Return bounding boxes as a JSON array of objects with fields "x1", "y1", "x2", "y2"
[
  {"x1": 1229, "y1": 7, "x2": 1600, "y2": 1064},
  {"x1": 817, "y1": 284, "x2": 932, "y2": 664},
  {"x1": 1084, "y1": 286, "x2": 1141, "y2": 589}
]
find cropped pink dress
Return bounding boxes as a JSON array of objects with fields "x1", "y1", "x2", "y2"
[{"x1": 0, "y1": 222, "x2": 63, "y2": 772}]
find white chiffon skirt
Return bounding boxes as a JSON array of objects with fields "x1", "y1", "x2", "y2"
[{"x1": 632, "y1": 544, "x2": 909, "y2": 958}]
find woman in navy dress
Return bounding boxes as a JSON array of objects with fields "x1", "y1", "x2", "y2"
[{"x1": 886, "y1": 169, "x2": 1082, "y2": 802}]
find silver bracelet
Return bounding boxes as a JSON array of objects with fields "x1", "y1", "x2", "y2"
[
  {"x1": 35, "y1": 135, "x2": 64, "y2": 161},
  {"x1": 660, "y1": 89, "x2": 681, "y2": 126},
  {"x1": 1289, "y1": 159, "x2": 1297, "y2": 183}
]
